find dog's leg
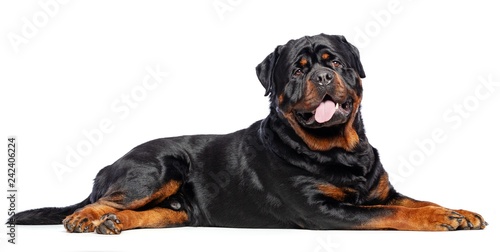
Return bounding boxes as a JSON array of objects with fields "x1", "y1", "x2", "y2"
[
  {"x1": 352, "y1": 203, "x2": 486, "y2": 231},
  {"x1": 316, "y1": 176, "x2": 486, "y2": 230},
  {"x1": 63, "y1": 180, "x2": 185, "y2": 233},
  {"x1": 382, "y1": 194, "x2": 487, "y2": 230},
  {"x1": 310, "y1": 197, "x2": 486, "y2": 230},
  {"x1": 96, "y1": 207, "x2": 188, "y2": 235}
]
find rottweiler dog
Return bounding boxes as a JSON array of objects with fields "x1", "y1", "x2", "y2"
[{"x1": 9, "y1": 34, "x2": 487, "y2": 234}]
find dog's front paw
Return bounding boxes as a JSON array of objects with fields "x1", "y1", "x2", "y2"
[
  {"x1": 454, "y1": 209, "x2": 487, "y2": 230},
  {"x1": 96, "y1": 213, "x2": 123, "y2": 235},
  {"x1": 421, "y1": 207, "x2": 467, "y2": 231}
]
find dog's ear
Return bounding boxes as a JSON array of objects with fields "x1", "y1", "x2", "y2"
[
  {"x1": 339, "y1": 35, "x2": 366, "y2": 78},
  {"x1": 256, "y1": 45, "x2": 283, "y2": 96}
]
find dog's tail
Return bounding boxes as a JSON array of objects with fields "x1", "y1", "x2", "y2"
[{"x1": 7, "y1": 196, "x2": 91, "y2": 225}]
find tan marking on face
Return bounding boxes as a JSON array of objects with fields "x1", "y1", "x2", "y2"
[{"x1": 299, "y1": 58, "x2": 308, "y2": 67}]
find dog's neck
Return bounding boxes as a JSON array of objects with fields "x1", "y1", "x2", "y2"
[{"x1": 258, "y1": 110, "x2": 374, "y2": 177}]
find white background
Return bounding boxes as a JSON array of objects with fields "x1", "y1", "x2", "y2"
[{"x1": 1, "y1": 0, "x2": 499, "y2": 251}]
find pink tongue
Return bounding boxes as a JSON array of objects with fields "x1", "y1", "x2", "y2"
[{"x1": 314, "y1": 100, "x2": 336, "y2": 123}]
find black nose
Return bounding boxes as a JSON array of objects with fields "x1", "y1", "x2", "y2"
[{"x1": 311, "y1": 70, "x2": 333, "y2": 86}]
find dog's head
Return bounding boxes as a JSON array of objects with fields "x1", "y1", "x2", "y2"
[{"x1": 256, "y1": 34, "x2": 365, "y2": 152}]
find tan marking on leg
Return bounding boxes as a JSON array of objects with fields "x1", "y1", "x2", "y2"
[{"x1": 96, "y1": 208, "x2": 189, "y2": 234}]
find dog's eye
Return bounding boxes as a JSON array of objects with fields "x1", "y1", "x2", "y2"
[
  {"x1": 293, "y1": 69, "x2": 304, "y2": 77},
  {"x1": 332, "y1": 61, "x2": 343, "y2": 68}
]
